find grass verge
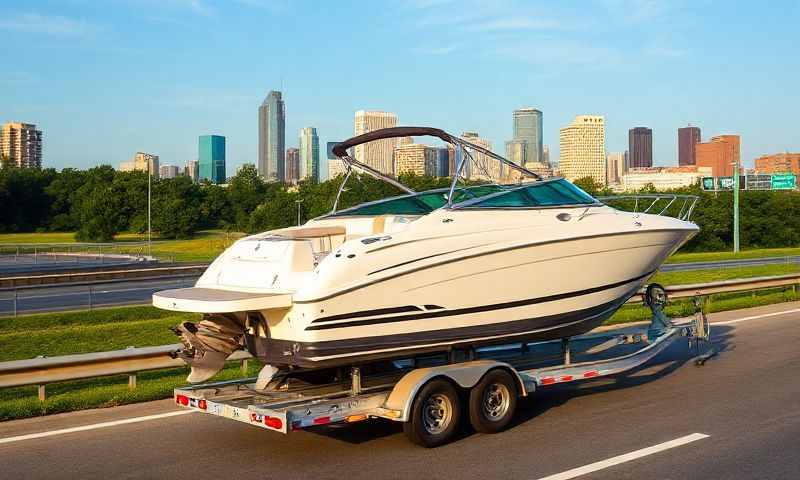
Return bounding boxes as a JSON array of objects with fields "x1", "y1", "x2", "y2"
[{"x1": 667, "y1": 246, "x2": 800, "y2": 264}]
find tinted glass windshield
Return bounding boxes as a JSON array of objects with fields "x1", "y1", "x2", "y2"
[
  {"x1": 461, "y1": 179, "x2": 597, "y2": 208},
  {"x1": 327, "y1": 185, "x2": 508, "y2": 217}
]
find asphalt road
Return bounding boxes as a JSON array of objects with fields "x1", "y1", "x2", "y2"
[
  {"x1": 0, "y1": 276, "x2": 200, "y2": 315},
  {"x1": 1, "y1": 302, "x2": 799, "y2": 479}
]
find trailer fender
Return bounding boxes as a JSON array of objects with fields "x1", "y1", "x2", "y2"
[{"x1": 384, "y1": 360, "x2": 527, "y2": 422}]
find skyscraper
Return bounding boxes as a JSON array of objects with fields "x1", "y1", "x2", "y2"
[
  {"x1": 461, "y1": 132, "x2": 494, "y2": 180},
  {"x1": 299, "y1": 127, "x2": 320, "y2": 182},
  {"x1": 159, "y1": 165, "x2": 180, "y2": 179},
  {"x1": 543, "y1": 145, "x2": 550, "y2": 166},
  {"x1": 326, "y1": 141, "x2": 348, "y2": 179},
  {"x1": 754, "y1": 152, "x2": 800, "y2": 175},
  {"x1": 120, "y1": 152, "x2": 159, "y2": 177},
  {"x1": 394, "y1": 144, "x2": 439, "y2": 176},
  {"x1": 258, "y1": 90, "x2": 285, "y2": 182},
  {"x1": 285, "y1": 148, "x2": 300, "y2": 184},
  {"x1": 678, "y1": 126, "x2": 701, "y2": 166},
  {"x1": 436, "y1": 147, "x2": 450, "y2": 177},
  {"x1": 606, "y1": 152, "x2": 626, "y2": 185},
  {"x1": 504, "y1": 139, "x2": 526, "y2": 166},
  {"x1": 184, "y1": 160, "x2": 199, "y2": 182},
  {"x1": 512, "y1": 108, "x2": 543, "y2": 164},
  {"x1": 696, "y1": 135, "x2": 740, "y2": 177},
  {"x1": 628, "y1": 127, "x2": 653, "y2": 169},
  {"x1": 354, "y1": 110, "x2": 398, "y2": 175},
  {"x1": 199, "y1": 135, "x2": 226, "y2": 184},
  {"x1": 1, "y1": 122, "x2": 42, "y2": 168},
  {"x1": 559, "y1": 115, "x2": 606, "y2": 184}
]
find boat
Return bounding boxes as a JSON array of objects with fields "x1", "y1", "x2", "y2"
[{"x1": 153, "y1": 126, "x2": 699, "y2": 382}]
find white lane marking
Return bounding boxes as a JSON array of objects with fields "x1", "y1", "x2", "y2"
[
  {"x1": 536, "y1": 433, "x2": 710, "y2": 480},
  {"x1": 0, "y1": 410, "x2": 194, "y2": 445},
  {"x1": 713, "y1": 308, "x2": 800, "y2": 326}
]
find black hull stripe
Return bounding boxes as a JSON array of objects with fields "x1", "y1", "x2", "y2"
[
  {"x1": 306, "y1": 270, "x2": 654, "y2": 331},
  {"x1": 294, "y1": 228, "x2": 691, "y2": 304},
  {"x1": 314, "y1": 305, "x2": 422, "y2": 323},
  {"x1": 257, "y1": 292, "x2": 632, "y2": 368}
]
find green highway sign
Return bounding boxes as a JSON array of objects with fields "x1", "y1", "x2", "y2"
[
  {"x1": 701, "y1": 177, "x2": 715, "y2": 190},
  {"x1": 771, "y1": 173, "x2": 796, "y2": 190},
  {"x1": 718, "y1": 177, "x2": 734, "y2": 190}
]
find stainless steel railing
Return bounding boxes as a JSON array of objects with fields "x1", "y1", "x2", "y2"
[{"x1": 597, "y1": 194, "x2": 699, "y2": 221}]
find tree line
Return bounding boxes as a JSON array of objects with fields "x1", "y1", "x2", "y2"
[{"x1": 1, "y1": 164, "x2": 799, "y2": 253}]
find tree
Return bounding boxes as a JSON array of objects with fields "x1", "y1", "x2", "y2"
[
  {"x1": 46, "y1": 168, "x2": 87, "y2": 231},
  {"x1": 73, "y1": 166, "x2": 122, "y2": 242},
  {"x1": 152, "y1": 176, "x2": 202, "y2": 239},
  {"x1": 572, "y1": 176, "x2": 602, "y2": 196},
  {"x1": 227, "y1": 164, "x2": 267, "y2": 230}
]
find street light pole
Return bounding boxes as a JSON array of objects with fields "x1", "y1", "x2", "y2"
[
  {"x1": 296, "y1": 199, "x2": 304, "y2": 226},
  {"x1": 733, "y1": 160, "x2": 740, "y2": 253},
  {"x1": 148, "y1": 159, "x2": 152, "y2": 257}
]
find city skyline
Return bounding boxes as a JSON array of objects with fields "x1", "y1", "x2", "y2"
[{"x1": 3, "y1": 1, "x2": 798, "y2": 173}]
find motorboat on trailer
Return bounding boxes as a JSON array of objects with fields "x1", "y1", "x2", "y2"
[{"x1": 153, "y1": 126, "x2": 699, "y2": 383}]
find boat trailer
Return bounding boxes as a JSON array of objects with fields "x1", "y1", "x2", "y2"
[{"x1": 174, "y1": 283, "x2": 715, "y2": 446}]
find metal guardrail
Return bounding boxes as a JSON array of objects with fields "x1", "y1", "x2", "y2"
[
  {"x1": 2, "y1": 272, "x2": 800, "y2": 400},
  {"x1": 0, "y1": 264, "x2": 208, "y2": 288}
]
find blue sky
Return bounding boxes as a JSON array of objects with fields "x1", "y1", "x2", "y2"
[{"x1": 2, "y1": 0, "x2": 800, "y2": 177}]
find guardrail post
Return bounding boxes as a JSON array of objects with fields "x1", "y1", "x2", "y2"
[
  {"x1": 38, "y1": 385, "x2": 46, "y2": 401},
  {"x1": 88, "y1": 285, "x2": 93, "y2": 311},
  {"x1": 128, "y1": 373, "x2": 137, "y2": 390},
  {"x1": 13, "y1": 289, "x2": 18, "y2": 317},
  {"x1": 241, "y1": 358, "x2": 249, "y2": 374}
]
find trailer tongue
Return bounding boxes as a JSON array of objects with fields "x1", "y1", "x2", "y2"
[{"x1": 174, "y1": 284, "x2": 714, "y2": 447}]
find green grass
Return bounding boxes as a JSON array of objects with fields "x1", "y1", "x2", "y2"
[
  {"x1": 0, "y1": 306, "x2": 198, "y2": 362},
  {"x1": 0, "y1": 230, "x2": 245, "y2": 262},
  {"x1": 652, "y1": 263, "x2": 800, "y2": 286},
  {"x1": 667, "y1": 246, "x2": 800, "y2": 264}
]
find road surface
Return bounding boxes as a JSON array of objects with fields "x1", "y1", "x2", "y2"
[
  {"x1": 1, "y1": 302, "x2": 798, "y2": 479},
  {"x1": 660, "y1": 255, "x2": 800, "y2": 271}
]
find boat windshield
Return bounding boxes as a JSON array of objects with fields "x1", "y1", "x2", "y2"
[
  {"x1": 452, "y1": 178, "x2": 598, "y2": 209},
  {"x1": 325, "y1": 185, "x2": 507, "y2": 217}
]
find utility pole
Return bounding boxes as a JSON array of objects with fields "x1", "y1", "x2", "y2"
[
  {"x1": 296, "y1": 199, "x2": 304, "y2": 226},
  {"x1": 733, "y1": 160, "x2": 740, "y2": 253},
  {"x1": 148, "y1": 159, "x2": 152, "y2": 257}
]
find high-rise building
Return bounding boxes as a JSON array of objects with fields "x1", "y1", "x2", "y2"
[
  {"x1": 543, "y1": 145, "x2": 550, "y2": 166},
  {"x1": 512, "y1": 108, "x2": 543, "y2": 164},
  {"x1": 285, "y1": 148, "x2": 300, "y2": 184},
  {"x1": 1, "y1": 122, "x2": 42, "y2": 168},
  {"x1": 678, "y1": 126, "x2": 701, "y2": 166},
  {"x1": 326, "y1": 141, "x2": 347, "y2": 179},
  {"x1": 696, "y1": 135, "x2": 740, "y2": 177},
  {"x1": 559, "y1": 115, "x2": 606, "y2": 184},
  {"x1": 258, "y1": 90, "x2": 285, "y2": 182},
  {"x1": 606, "y1": 152, "x2": 626, "y2": 185},
  {"x1": 120, "y1": 152, "x2": 159, "y2": 177},
  {"x1": 354, "y1": 110, "x2": 398, "y2": 175},
  {"x1": 184, "y1": 160, "x2": 199, "y2": 182},
  {"x1": 628, "y1": 127, "x2": 653, "y2": 169},
  {"x1": 504, "y1": 139, "x2": 526, "y2": 166},
  {"x1": 199, "y1": 135, "x2": 226, "y2": 184},
  {"x1": 159, "y1": 165, "x2": 180, "y2": 179},
  {"x1": 436, "y1": 147, "x2": 450, "y2": 177},
  {"x1": 299, "y1": 127, "x2": 320, "y2": 182},
  {"x1": 754, "y1": 152, "x2": 800, "y2": 175},
  {"x1": 461, "y1": 132, "x2": 495, "y2": 180},
  {"x1": 394, "y1": 144, "x2": 439, "y2": 176}
]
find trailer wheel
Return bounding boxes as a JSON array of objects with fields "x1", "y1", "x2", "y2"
[
  {"x1": 468, "y1": 369, "x2": 518, "y2": 434},
  {"x1": 403, "y1": 379, "x2": 461, "y2": 447}
]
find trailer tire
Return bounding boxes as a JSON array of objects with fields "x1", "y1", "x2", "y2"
[
  {"x1": 403, "y1": 379, "x2": 461, "y2": 447},
  {"x1": 468, "y1": 369, "x2": 518, "y2": 434}
]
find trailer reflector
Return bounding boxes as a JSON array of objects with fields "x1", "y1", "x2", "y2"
[
  {"x1": 583, "y1": 370, "x2": 600, "y2": 378},
  {"x1": 175, "y1": 394, "x2": 189, "y2": 406},
  {"x1": 540, "y1": 377, "x2": 556, "y2": 385},
  {"x1": 197, "y1": 399, "x2": 207, "y2": 410},
  {"x1": 346, "y1": 414, "x2": 368, "y2": 423},
  {"x1": 264, "y1": 416, "x2": 283, "y2": 430},
  {"x1": 313, "y1": 416, "x2": 331, "y2": 425}
]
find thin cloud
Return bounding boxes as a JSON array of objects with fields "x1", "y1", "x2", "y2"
[
  {"x1": 465, "y1": 17, "x2": 564, "y2": 32},
  {"x1": 414, "y1": 44, "x2": 460, "y2": 55},
  {"x1": 0, "y1": 13, "x2": 97, "y2": 35}
]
